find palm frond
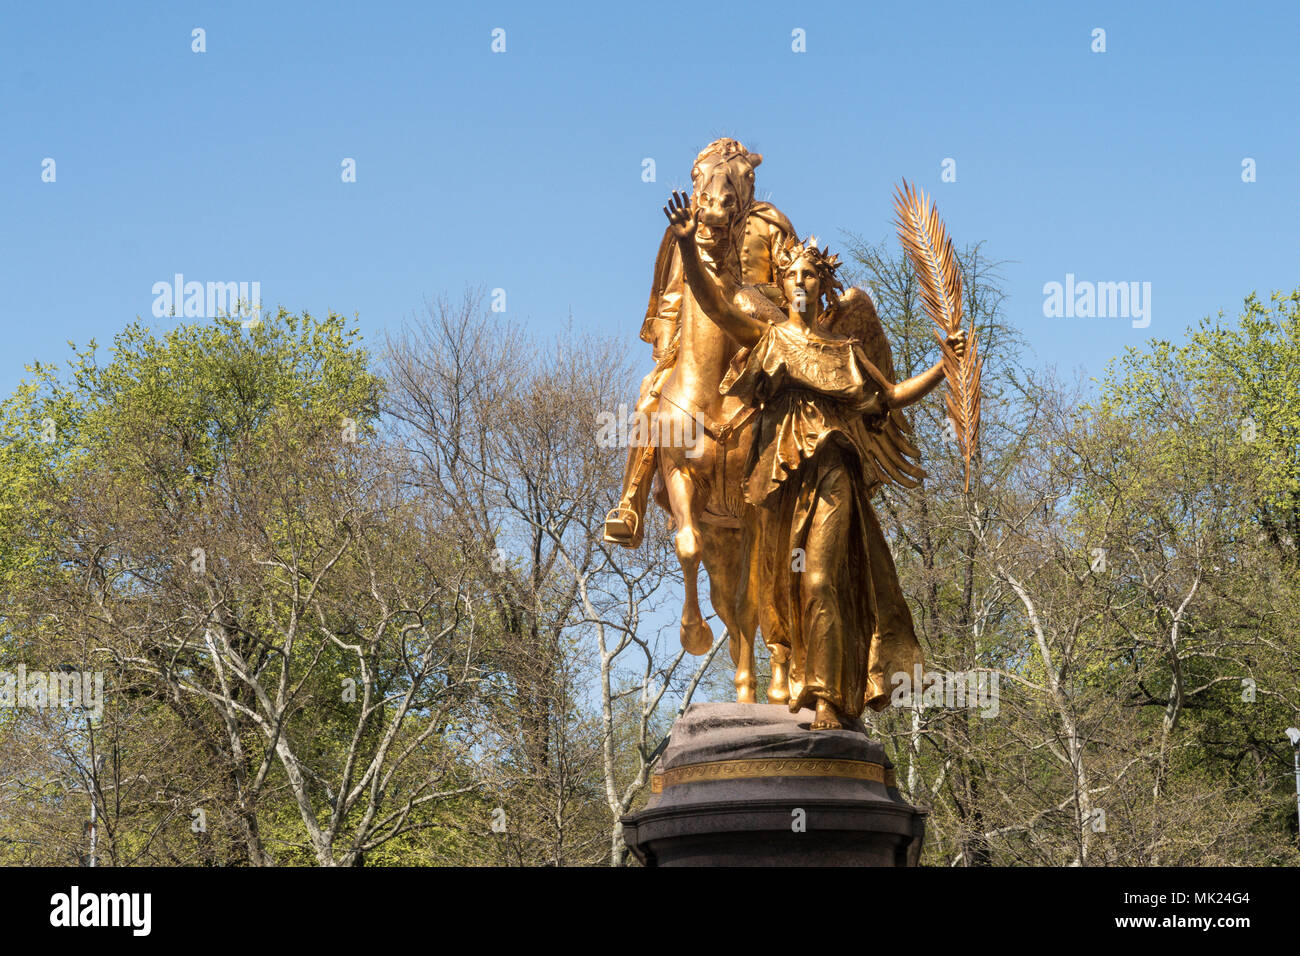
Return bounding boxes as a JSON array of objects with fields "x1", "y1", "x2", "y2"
[{"x1": 893, "y1": 179, "x2": 980, "y2": 492}]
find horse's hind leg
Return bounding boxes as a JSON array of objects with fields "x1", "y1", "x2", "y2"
[
  {"x1": 663, "y1": 466, "x2": 714, "y2": 655},
  {"x1": 763, "y1": 612, "x2": 791, "y2": 706},
  {"x1": 701, "y1": 525, "x2": 755, "y2": 703}
]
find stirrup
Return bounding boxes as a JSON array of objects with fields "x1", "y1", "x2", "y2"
[{"x1": 603, "y1": 506, "x2": 641, "y2": 546}]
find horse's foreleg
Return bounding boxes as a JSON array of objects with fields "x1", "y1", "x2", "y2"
[
  {"x1": 735, "y1": 596, "x2": 759, "y2": 705},
  {"x1": 664, "y1": 467, "x2": 713, "y2": 655}
]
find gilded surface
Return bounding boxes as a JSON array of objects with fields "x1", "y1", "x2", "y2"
[
  {"x1": 606, "y1": 139, "x2": 975, "y2": 732},
  {"x1": 605, "y1": 137, "x2": 797, "y2": 707},
  {"x1": 652, "y1": 758, "x2": 896, "y2": 791}
]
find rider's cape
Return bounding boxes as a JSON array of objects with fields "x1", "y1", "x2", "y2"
[{"x1": 641, "y1": 225, "x2": 677, "y2": 344}]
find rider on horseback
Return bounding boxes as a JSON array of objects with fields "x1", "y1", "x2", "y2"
[{"x1": 603, "y1": 137, "x2": 794, "y2": 549}]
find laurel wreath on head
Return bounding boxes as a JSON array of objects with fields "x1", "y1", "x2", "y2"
[{"x1": 775, "y1": 234, "x2": 845, "y2": 304}]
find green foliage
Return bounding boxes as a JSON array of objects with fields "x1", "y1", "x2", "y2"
[{"x1": 0, "y1": 310, "x2": 379, "y2": 621}]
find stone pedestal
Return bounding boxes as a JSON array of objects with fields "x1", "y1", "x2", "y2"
[{"x1": 621, "y1": 702, "x2": 925, "y2": 866}]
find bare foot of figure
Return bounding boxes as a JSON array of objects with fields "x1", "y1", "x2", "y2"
[{"x1": 810, "y1": 697, "x2": 843, "y2": 731}]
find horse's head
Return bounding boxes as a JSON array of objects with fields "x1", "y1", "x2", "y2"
[{"x1": 690, "y1": 139, "x2": 761, "y2": 273}]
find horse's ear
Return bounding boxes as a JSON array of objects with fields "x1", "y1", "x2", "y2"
[{"x1": 748, "y1": 151, "x2": 763, "y2": 168}]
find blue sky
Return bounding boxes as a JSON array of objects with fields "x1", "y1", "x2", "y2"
[{"x1": 3, "y1": 0, "x2": 1298, "y2": 397}]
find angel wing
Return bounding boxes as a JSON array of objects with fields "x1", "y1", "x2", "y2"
[{"x1": 820, "y1": 286, "x2": 926, "y2": 495}]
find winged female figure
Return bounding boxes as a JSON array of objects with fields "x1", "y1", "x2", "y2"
[{"x1": 662, "y1": 190, "x2": 968, "y2": 730}]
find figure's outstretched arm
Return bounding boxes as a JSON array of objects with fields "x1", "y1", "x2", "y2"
[
  {"x1": 663, "y1": 191, "x2": 766, "y2": 349},
  {"x1": 887, "y1": 330, "x2": 968, "y2": 409}
]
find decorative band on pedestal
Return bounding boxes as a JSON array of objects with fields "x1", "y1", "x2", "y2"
[{"x1": 651, "y1": 757, "x2": 895, "y2": 793}]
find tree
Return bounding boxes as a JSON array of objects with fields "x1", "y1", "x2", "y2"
[
  {"x1": 0, "y1": 311, "x2": 494, "y2": 865},
  {"x1": 381, "y1": 291, "x2": 722, "y2": 865}
]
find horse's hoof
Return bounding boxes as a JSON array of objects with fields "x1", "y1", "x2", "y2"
[
  {"x1": 769, "y1": 662, "x2": 790, "y2": 706},
  {"x1": 680, "y1": 619, "x2": 713, "y2": 655},
  {"x1": 810, "y1": 719, "x2": 842, "y2": 731},
  {"x1": 735, "y1": 686, "x2": 756, "y2": 704},
  {"x1": 767, "y1": 678, "x2": 790, "y2": 707}
]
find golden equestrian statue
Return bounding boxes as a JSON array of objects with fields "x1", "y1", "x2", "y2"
[
  {"x1": 659, "y1": 180, "x2": 980, "y2": 730},
  {"x1": 604, "y1": 138, "x2": 796, "y2": 704}
]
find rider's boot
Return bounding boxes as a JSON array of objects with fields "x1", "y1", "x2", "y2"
[
  {"x1": 603, "y1": 501, "x2": 642, "y2": 548},
  {"x1": 604, "y1": 447, "x2": 653, "y2": 549},
  {"x1": 606, "y1": 360, "x2": 673, "y2": 549}
]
